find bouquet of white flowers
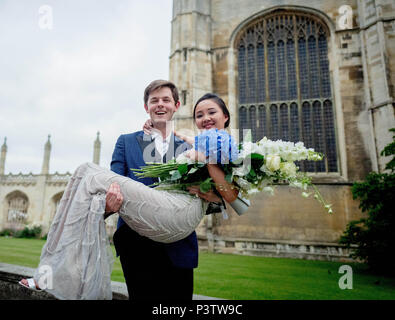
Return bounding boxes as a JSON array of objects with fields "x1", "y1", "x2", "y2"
[{"x1": 132, "y1": 129, "x2": 333, "y2": 214}]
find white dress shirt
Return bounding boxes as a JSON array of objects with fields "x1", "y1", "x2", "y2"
[{"x1": 151, "y1": 130, "x2": 171, "y2": 163}]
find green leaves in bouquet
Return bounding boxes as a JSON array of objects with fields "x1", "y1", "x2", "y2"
[
  {"x1": 188, "y1": 167, "x2": 198, "y2": 174},
  {"x1": 225, "y1": 173, "x2": 233, "y2": 183},
  {"x1": 170, "y1": 164, "x2": 193, "y2": 181},
  {"x1": 246, "y1": 153, "x2": 265, "y2": 181},
  {"x1": 223, "y1": 163, "x2": 234, "y2": 183},
  {"x1": 200, "y1": 177, "x2": 213, "y2": 193},
  {"x1": 250, "y1": 153, "x2": 264, "y2": 161},
  {"x1": 170, "y1": 169, "x2": 182, "y2": 181},
  {"x1": 177, "y1": 163, "x2": 188, "y2": 175}
]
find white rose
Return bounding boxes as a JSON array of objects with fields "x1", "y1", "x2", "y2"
[
  {"x1": 233, "y1": 164, "x2": 250, "y2": 177},
  {"x1": 279, "y1": 162, "x2": 297, "y2": 177},
  {"x1": 265, "y1": 154, "x2": 281, "y2": 171}
]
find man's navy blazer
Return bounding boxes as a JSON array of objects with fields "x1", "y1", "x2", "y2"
[{"x1": 110, "y1": 130, "x2": 197, "y2": 269}]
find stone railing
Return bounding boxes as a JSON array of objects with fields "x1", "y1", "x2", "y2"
[
  {"x1": 46, "y1": 172, "x2": 72, "y2": 186},
  {"x1": 0, "y1": 173, "x2": 38, "y2": 186}
]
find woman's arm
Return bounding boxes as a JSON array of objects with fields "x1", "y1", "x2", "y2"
[
  {"x1": 207, "y1": 163, "x2": 239, "y2": 203},
  {"x1": 186, "y1": 149, "x2": 239, "y2": 203}
]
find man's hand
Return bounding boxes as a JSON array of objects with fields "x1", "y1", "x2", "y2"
[
  {"x1": 105, "y1": 182, "x2": 123, "y2": 217},
  {"x1": 187, "y1": 186, "x2": 222, "y2": 202}
]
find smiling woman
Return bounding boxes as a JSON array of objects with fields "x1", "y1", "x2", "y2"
[{"x1": 193, "y1": 94, "x2": 230, "y2": 130}]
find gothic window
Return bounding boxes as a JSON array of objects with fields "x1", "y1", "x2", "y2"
[
  {"x1": 237, "y1": 12, "x2": 337, "y2": 173},
  {"x1": 6, "y1": 191, "x2": 29, "y2": 223}
]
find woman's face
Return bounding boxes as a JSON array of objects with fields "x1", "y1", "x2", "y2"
[{"x1": 194, "y1": 99, "x2": 229, "y2": 130}]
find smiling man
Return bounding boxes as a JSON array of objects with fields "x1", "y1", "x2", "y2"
[
  {"x1": 106, "y1": 80, "x2": 205, "y2": 301},
  {"x1": 143, "y1": 81, "x2": 180, "y2": 146}
]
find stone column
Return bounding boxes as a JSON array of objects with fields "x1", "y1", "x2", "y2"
[
  {"x1": 170, "y1": 0, "x2": 213, "y2": 132},
  {"x1": 41, "y1": 135, "x2": 51, "y2": 175},
  {"x1": 0, "y1": 137, "x2": 7, "y2": 175},
  {"x1": 93, "y1": 131, "x2": 101, "y2": 165},
  {"x1": 357, "y1": 0, "x2": 395, "y2": 172}
]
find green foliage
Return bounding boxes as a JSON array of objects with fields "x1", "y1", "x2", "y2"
[
  {"x1": 381, "y1": 128, "x2": 395, "y2": 171},
  {"x1": 0, "y1": 225, "x2": 42, "y2": 239},
  {"x1": 339, "y1": 128, "x2": 395, "y2": 275},
  {"x1": 0, "y1": 229, "x2": 15, "y2": 237},
  {"x1": 199, "y1": 177, "x2": 213, "y2": 193}
]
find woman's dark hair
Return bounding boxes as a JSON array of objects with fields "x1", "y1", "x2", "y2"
[{"x1": 193, "y1": 93, "x2": 230, "y2": 128}]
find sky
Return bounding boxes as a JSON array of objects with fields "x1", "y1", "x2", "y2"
[{"x1": 0, "y1": 0, "x2": 173, "y2": 174}]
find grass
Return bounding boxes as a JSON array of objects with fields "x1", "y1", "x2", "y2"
[{"x1": 1, "y1": 237, "x2": 394, "y2": 300}]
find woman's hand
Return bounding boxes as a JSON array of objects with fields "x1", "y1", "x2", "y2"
[
  {"x1": 143, "y1": 119, "x2": 154, "y2": 135},
  {"x1": 186, "y1": 149, "x2": 207, "y2": 162},
  {"x1": 174, "y1": 130, "x2": 194, "y2": 145},
  {"x1": 187, "y1": 186, "x2": 222, "y2": 202}
]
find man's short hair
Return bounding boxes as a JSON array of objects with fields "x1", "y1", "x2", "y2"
[{"x1": 144, "y1": 80, "x2": 179, "y2": 105}]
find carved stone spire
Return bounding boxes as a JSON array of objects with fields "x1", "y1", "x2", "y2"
[
  {"x1": 41, "y1": 135, "x2": 51, "y2": 175},
  {"x1": 0, "y1": 137, "x2": 7, "y2": 175},
  {"x1": 93, "y1": 131, "x2": 101, "y2": 165}
]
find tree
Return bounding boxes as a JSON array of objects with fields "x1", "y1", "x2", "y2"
[{"x1": 339, "y1": 128, "x2": 395, "y2": 275}]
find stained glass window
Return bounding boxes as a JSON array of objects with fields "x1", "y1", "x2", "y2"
[
  {"x1": 238, "y1": 46, "x2": 247, "y2": 103},
  {"x1": 237, "y1": 11, "x2": 338, "y2": 173},
  {"x1": 280, "y1": 103, "x2": 289, "y2": 141},
  {"x1": 258, "y1": 105, "x2": 267, "y2": 138},
  {"x1": 249, "y1": 106, "x2": 257, "y2": 141},
  {"x1": 239, "y1": 106, "x2": 248, "y2": 140}
]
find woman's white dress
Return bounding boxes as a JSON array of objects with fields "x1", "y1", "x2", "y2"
[{"x1": 33, "y1": 162, "x2": 207, "y2": 300}]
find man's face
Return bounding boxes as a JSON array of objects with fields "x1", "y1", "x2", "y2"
[{"x1": 144, "y1": 87, "x2": 180, "y2": 126}]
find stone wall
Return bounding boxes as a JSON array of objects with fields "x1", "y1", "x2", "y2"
[
  {"x1": 358, "y1": 0, "x2": 395, "y2": 172},
  {"x1": 196, "y1": 184, "x2": 363, "y2": 261}
]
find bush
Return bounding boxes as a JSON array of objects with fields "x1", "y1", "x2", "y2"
[
  {"x1": 0, "y1": 229, "x2": 15, "y2": 237},
  {"x1": 15, "y1": 225, "x2": 42, "y2": 239},
  {"x1": 0, "y1": 225, "x2": 42, "y2": 239},
  {"x1": 339, "y1": 128, "x2": 395, "y2": 275}
]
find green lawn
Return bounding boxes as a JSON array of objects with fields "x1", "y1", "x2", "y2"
[{"x1": 1, "y1": 237, "x2": 394, "y2": 300}]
